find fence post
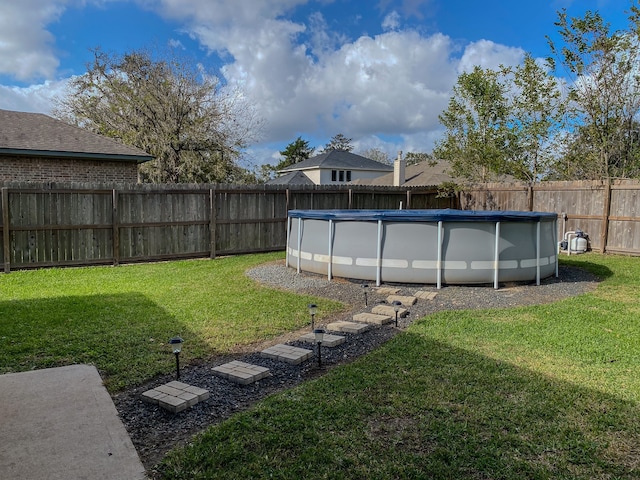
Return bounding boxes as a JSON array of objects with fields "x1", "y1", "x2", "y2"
[
  {"x1": 527, "y1": 185, "x2": 534, "y2": 211},
  {"x1": 209, "y1": 187, "x2": 217, "y2": 259},
  {"x1": 285, "y1": 188, "x2": 290, "y2": 213},
  {"x1": 2, "y1": 187, "x2": 10, "y2": 273},
  {"x1": 600, "y1": 182, "x2": 612, "y2": 254},
  {"x1": 112, "y1": 189, "x2": 120, "y2": 266}
]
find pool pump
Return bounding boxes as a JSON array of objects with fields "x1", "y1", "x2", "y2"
[{"x1": 559, "y1": 229, "x2": 588, "y2": 254}]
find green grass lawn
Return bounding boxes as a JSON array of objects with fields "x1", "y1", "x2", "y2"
[
  {"x1": 158, "y1": 253, "x2": 640, "y2": 479},
  {"x1": 0, "y1": 252, "x2": 342, "y2": 391}
]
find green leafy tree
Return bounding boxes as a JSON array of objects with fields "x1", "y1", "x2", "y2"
[
  {"x1": 550, "y1": 123, "x2": 640, "y2": 180},
  {"x1": 261, "y1": 136, "x2": 315, "y2": 180},
  {"x1": 322, "y1": 133, "x2": 354, "y2": 152},
  {"x1": 434, "y1": 66, "x2": 511, "y2": 183},
  {"x1": 548, "y1": 7, "x2": 640, "y2": 180},
  {"x1": 502, "y1": 54, "x2": 565, "y2": 184},
  {"x1": 54, "y1": 47, "x2": 262, "y2": 183},
  {"x1": 276, "y1": 136, "x2": 315, "y2": 169}
]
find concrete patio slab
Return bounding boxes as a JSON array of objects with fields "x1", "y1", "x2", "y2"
[{"x1": 0, "y1": 364, "x2": 146, "y2": 480}]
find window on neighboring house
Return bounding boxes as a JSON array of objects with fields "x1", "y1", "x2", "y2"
[
  {"x1": 339, "y1": 170, "x2": 344, "y2": 181},
  {"x1": 331, "y1": 170, "x2": 337, "y2": 181},
  {"x1": 346, "y1": 171, "x2": 352, "y2": 182}
]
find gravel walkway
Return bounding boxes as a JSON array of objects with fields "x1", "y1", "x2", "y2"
[{"x1": 114, "y1": 261, "x2": 600, "y2": 476}]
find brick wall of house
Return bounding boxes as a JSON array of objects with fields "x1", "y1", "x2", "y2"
[{"x1": 0, "y1": 155, "x2": 140, "y2": 183}]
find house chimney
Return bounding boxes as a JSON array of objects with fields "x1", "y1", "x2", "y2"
[{"x1": 393, "y1": 151, "x2": 405, "y2": 186}]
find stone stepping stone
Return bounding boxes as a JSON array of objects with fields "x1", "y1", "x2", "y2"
[
  {"x1": 371, "y1": 304, "x2": 408, "y2": 318},
  {"x1": 261, "y1": 344, "x2": 313, "y2": 365},
  {"x1": 387, "y1": 294, "x2": 417, "y2": 306},
  {"x1": 376, "y1": 287, "x2": 401, "y2": 295},
  {"x1": 414, "y1": 290, "x2": 438, "y2": 300},
  {"x1": 326, "y1": 320, "x2": 371, "y2": 334},
  {"x1": 353, "y1": 312, "x2": 393, "y2": 325},
  {"x1": 299, "y1": 332, "x2": 346, "y2": 347},
  {"x1": 141, "y1": 380, "x2": 210, "y2": 413},
  {"x1": 212, "y1": 360, "x2": 271, "y2": 385}
]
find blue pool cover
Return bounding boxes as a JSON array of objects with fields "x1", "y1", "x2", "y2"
[{"x1": 288, "y1": 209, "x2": 557, "y2": 222}]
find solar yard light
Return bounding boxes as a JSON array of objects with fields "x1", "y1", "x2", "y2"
[
  {"x1": 168, "y1": 336, "x2": 184, "y2": 380},
  {"x1": 392, "y1": 300, "x2": 402, "y2": 327},
  {"x1": 362, "y1": 284, "x2": 369, "y2": 306},
  {"x1": 313, "y1": 328, "x2": 325, "y2": 367},
  {"x1": 308, "y1": 304, "x2": 317, "y2": 330}
]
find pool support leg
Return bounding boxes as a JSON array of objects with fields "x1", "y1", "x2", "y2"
[
  {"x1": 437, "y1": 221, "x2": 443, "y2": 289},
  {"x1": 376, "y1": 220, "x2": 383, "y2": 286},
  {"x1": 494, "y1": 221, "x2": 500, "y2": 290},
  {"x1": 296, "y1": 217, "x2": 302, "y2": 274}
]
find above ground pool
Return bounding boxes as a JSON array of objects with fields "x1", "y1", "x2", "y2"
[{"x1": 286, "y1": 209, "x2": 558, "y2": 289}]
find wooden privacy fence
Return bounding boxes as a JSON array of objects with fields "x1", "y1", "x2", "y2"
[
  {"x1": 0, "y1": 183, "x2": 454, "y2": 272},
  {"x1": 1, "y1": 179, "x2": 639, "y2": 272},
  {"x1": 461, "y1": 179, "x2": 640, "y2": 255}
]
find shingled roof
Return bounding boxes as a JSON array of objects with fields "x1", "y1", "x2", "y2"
[
  {"x1": 265, "y1": 170, "x2": 315, "y2": 185},
  {"x1": 278, "y1": 150, "x2": 393, "y2": 173},
  {"x1": 352, "y1": 160, "x2": 457, "y2": 186},
  {"x1": 352, "y1": 159, "x2": 517, "y2": 186},
  {"x1": 0, "y1": 109, "x2": 152, "y2": 163}
]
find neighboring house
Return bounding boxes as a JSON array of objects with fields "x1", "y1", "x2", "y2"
[
  {"x1": 352, "y1": 158, "x2": 458, "y2": 187},
  {"x1": 0, "y1": 109, "x2": 152, "y2": 183},
  {"x1": 353, "y1": 157, "x2": 516, "y2": 187},
  {"x1": 266, "y1": 150, "x2": 393, "y2": 185}
]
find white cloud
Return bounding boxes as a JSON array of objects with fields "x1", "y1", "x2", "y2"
[
  {"x1": 147, "y1": 0, "x2": 528, "y2": 155},
  {"x1": 382, "y1": 11, "x2": 401, "y2": 31},
  {"x1": 307, "y1": 11, "x2": 348, "y2": 56},
  {"x1": 150, "y1": 0, "x2": 309, "y2": 53},
  {"x1": 167, "y1": 38, "x2": 185, "y2": 49},
  {"x1": 457, "y1": 39, "x2": 525, "y2": 73},
  {"x1": 309, "y1": 31, "x2": 457, "y2": 136},
  {"x1": 0, "y1": 1, "x2": 69, "y2": 80},
  {"x1": 0, "y1": 79, "x2": 70, "y2": 114}
]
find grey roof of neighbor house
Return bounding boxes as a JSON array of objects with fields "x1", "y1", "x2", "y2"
[
  {"x1": 351, "y1": 160, "x2": 457, "y2": 186},
  {"x1": 353, "y1": 160, "x2": 518, "y2": 186},
  {"x1": 278, "y1": 150, "x2": 394, "y2": 173},
  {"x1": 265, "y1": 170, "x2": 315, "y2": 185},
  {"x1": 0, "y1": 109, "x2": 153, "y2": 163}
]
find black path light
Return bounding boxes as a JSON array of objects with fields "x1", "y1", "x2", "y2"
[
  {"x1": 308, "y1": 304, "x2": 317, "y2": 330},
  {"x1": 361, "y1": 284, "x2": 369, "y2": 306},
  {"x1": 168, "y1": 336, "x2": 184, "y2": 380},
  {"x1": 392, "y1": 300, "x2": 402, "y2": 327},
  {"x1": 313, "y1": 328, "x2": 325, "y2": 367}
]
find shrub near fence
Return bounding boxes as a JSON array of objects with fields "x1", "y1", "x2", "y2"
[{"x1": 0, "y1": 179, "x2": 639, "y2": 272}]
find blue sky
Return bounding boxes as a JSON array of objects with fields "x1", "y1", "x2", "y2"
[{"x1": 0, "y1": 0, "x2": 632, "y2": 168}]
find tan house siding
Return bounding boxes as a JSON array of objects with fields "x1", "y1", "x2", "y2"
[{"x1": 0, "y1": 155, "x2": 139, "y2": 183}]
